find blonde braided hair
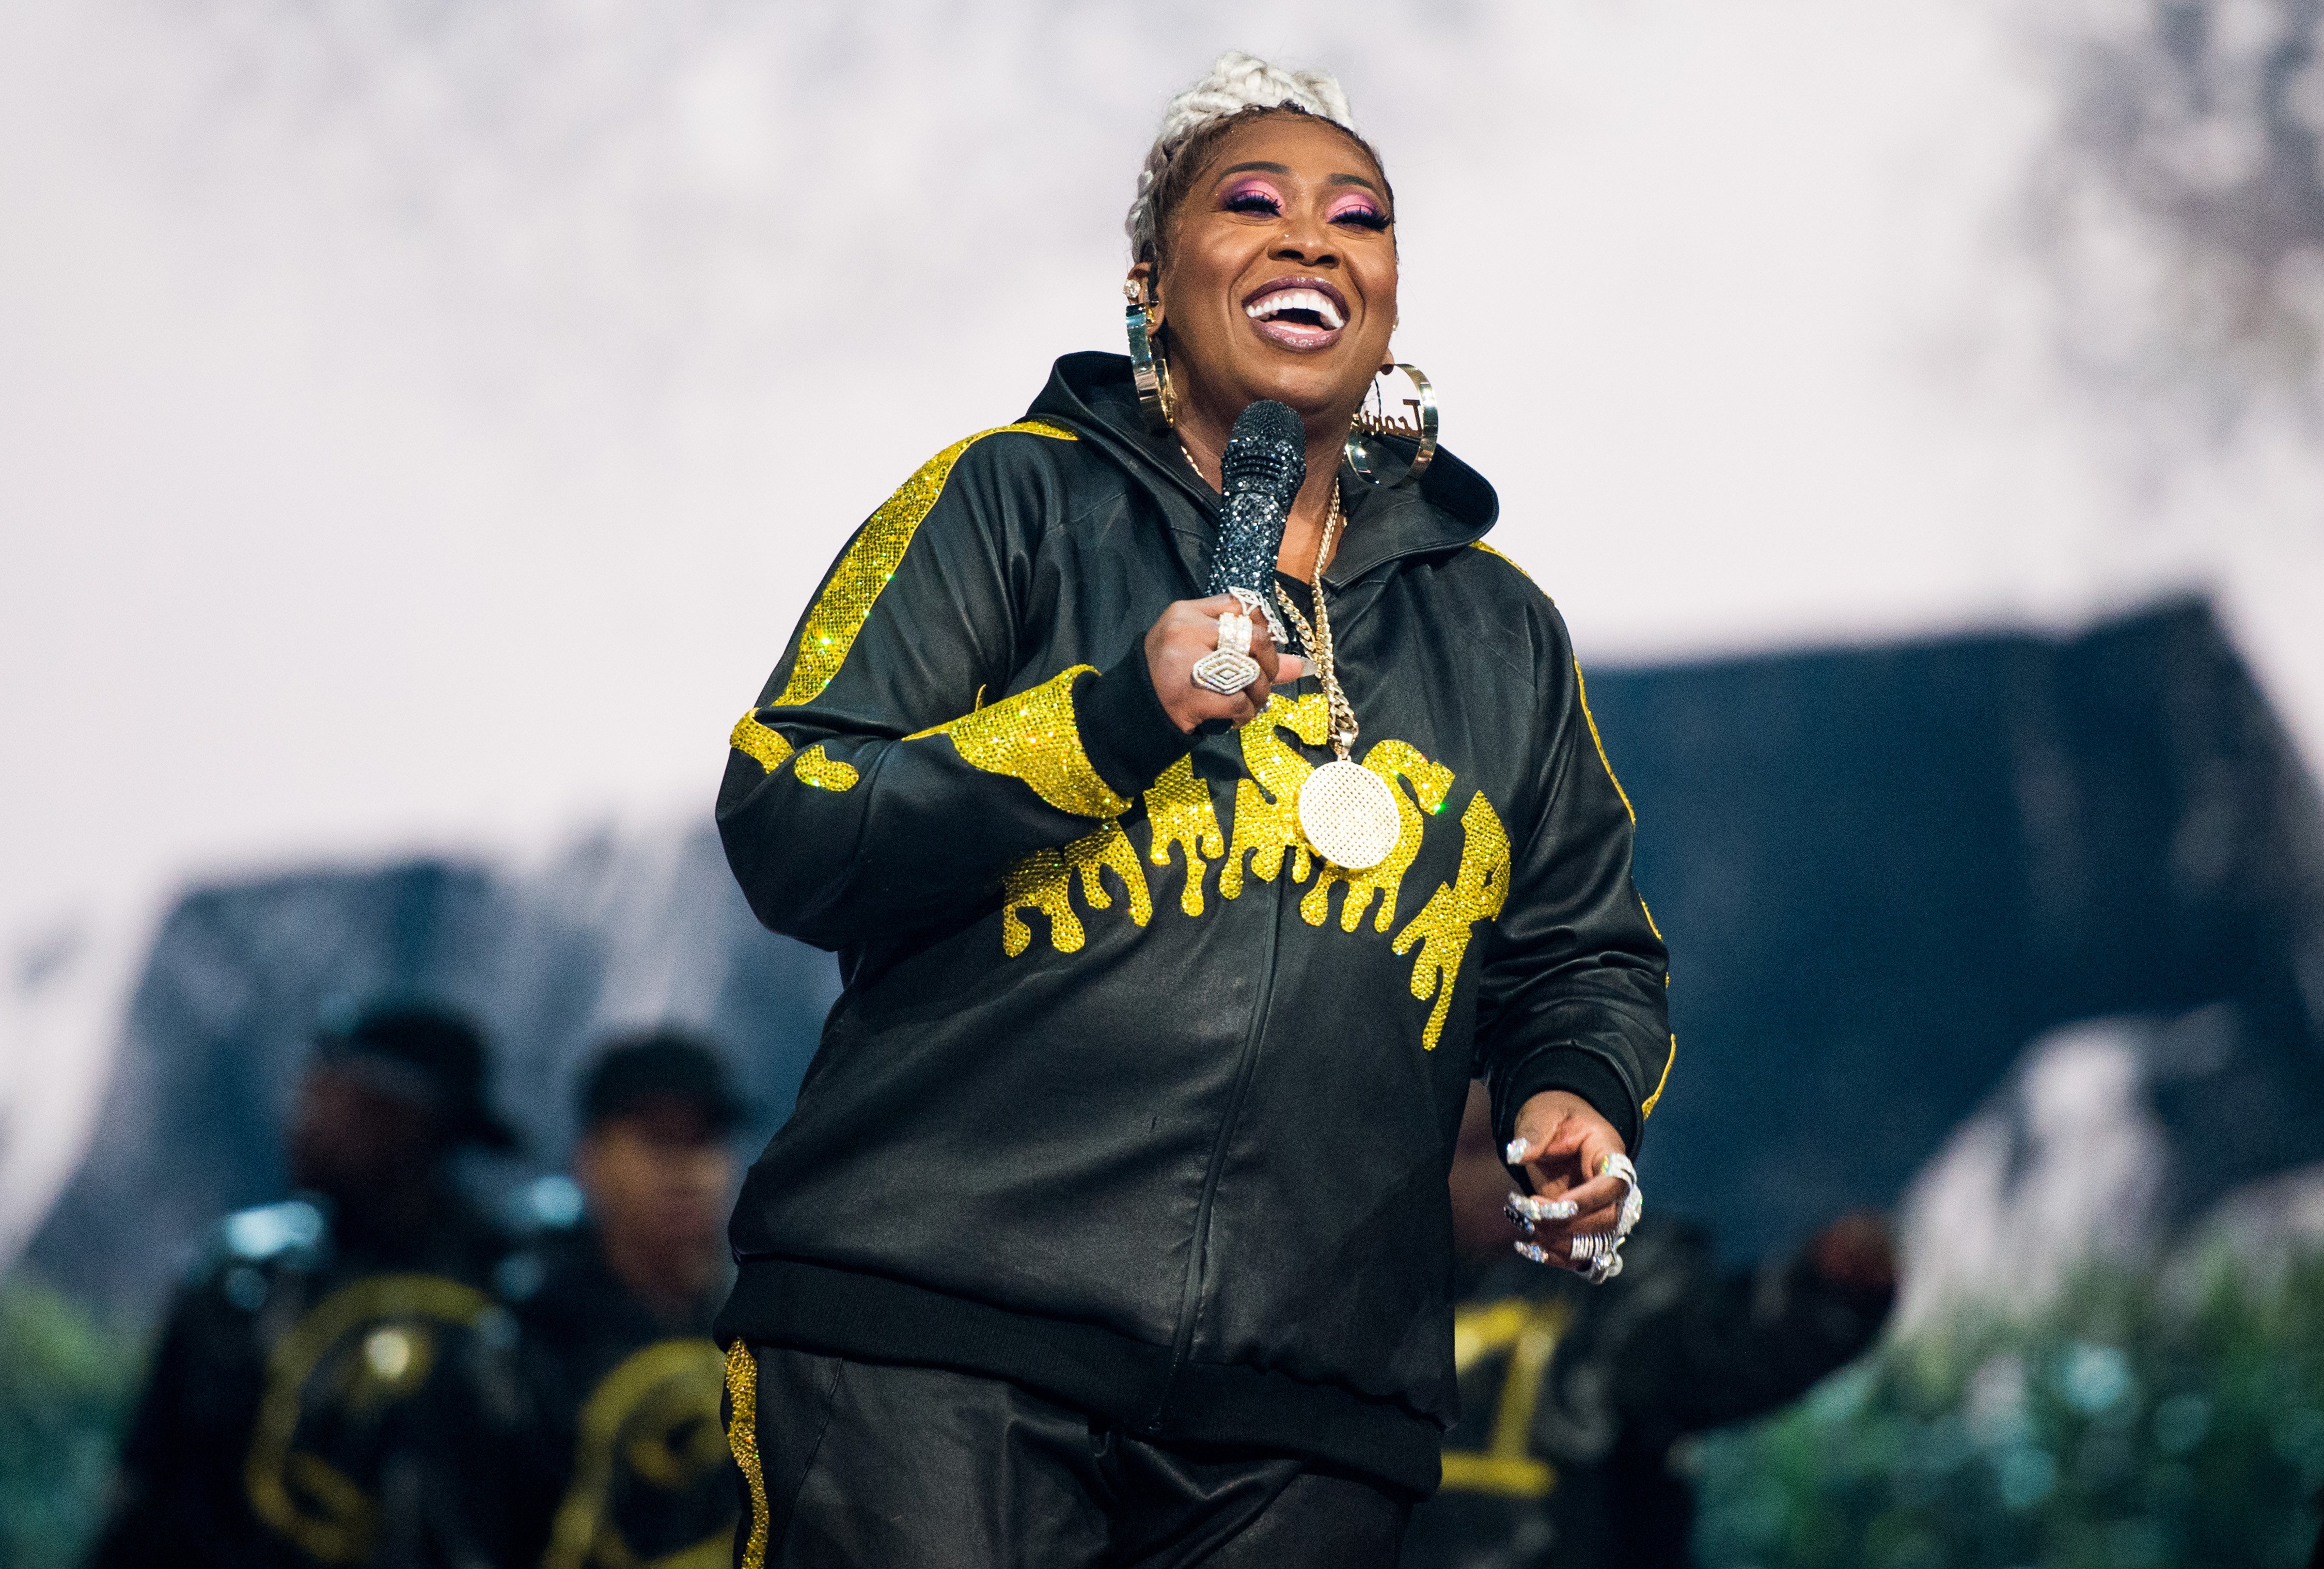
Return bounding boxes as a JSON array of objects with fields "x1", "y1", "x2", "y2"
[{"x1": 1125, "y1": 52, "x2": 1381, "y2": 271}]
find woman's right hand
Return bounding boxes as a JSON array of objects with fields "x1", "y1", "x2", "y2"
[{"x1": 1144, "y1": 594, "x2": 1308, "y2": 732}]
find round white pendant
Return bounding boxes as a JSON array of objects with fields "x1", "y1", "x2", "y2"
[{"x1": 1299, "y1": 760, "x2": 1400, "y2": 871}]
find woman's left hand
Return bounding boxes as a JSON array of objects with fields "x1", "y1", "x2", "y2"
[{"x1": 1502, "y1": 1090, "x2": 1631, "y2": 1274}]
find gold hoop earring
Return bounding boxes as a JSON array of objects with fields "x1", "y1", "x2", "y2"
[
  {"x1": 1123, "y1": 280, "x2": 1175, "y2": 432},
  {"x1": 1343, "y1": 362, "x2": 1438, "y2": 488}
]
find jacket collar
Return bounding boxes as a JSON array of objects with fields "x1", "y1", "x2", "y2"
[{"x1": 1024, "y1": 352, "x2": 1500, "y2": 590}]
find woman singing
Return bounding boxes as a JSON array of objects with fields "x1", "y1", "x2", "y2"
[{"x1": 714, "y1": 53, "x2": 1671, "y2": 1567}]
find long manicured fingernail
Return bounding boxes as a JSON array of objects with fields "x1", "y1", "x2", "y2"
[
  {"x1": 1514, "y1": 1241, "x2": 1552, "y2": 1265},
  {"x1": 1501, "y1": 1201, "x2": 1537, "y2": 1235},
  {"x1": 1504, "y1": 1137, "x2": 1531, "y2": 1164},
  {"x1": 1509, "y1": 1193, "x2": 1579, "y2": 1223}
]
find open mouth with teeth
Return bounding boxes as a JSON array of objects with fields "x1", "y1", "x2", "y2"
[{"x1": 1244, "y1": 279, "x2": 1349, "y2": 351}]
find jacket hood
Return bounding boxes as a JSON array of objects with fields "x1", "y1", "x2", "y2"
[{"x1": 1024, "y1": 352, "x2": 1500, "y2": 590}]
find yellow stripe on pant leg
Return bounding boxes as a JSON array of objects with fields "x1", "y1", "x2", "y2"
[{"x1": 724, "y1": 1341, "x2": 770, "y2": 1569}]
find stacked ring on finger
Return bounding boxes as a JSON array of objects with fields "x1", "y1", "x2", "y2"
[
  {"x1": 1570, "y1": 1231, "x2": 1625, "y2": 1285},
  {"x1": 1190, "y1": 607, "x2": 1264, "y2": 695},
  {"x1": 1219, "y1": 610, "x2": 1252, "y2": 657},
  {"x1": 1598, "y1": 1152, "x2": 1645, "y2": 1240},
  {"x1": 1230, "y1": 584, "x2": 1289, "y2": 645}
]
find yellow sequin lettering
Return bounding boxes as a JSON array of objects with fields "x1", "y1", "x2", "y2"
[
  {"x1": 1001, "y1": 821, "x2": 1151, "y2": 956},
  {"x1": 792, "y1": 745, "x2": 859, "y2": 792},
  {"x1": 1392, "y1": 791, "x2": 1512, "y2": 1049},
  {"x1": 773, "y1": 421, "x2": 1075, "y2": 709},
  {"x1": 245, "y1": 1275, "x2": 493, "y2": 1565},
  {"x1": 1438, "y1": 1296, "x2": 1566, "y2": 1497},
  {"x1": 1143, "y1": 756, "x2": 1226, "y2": 917},
  {"x1": 1219, "y1": 693, "x2": 1331, "y2": 900},
  {"x1": 917, "y1": 667, "x2": 1133, "y2": 820},
  {"x1": 1002, "y1": 847, "x2": 1078, "y2": 956},
  {"x1": 543, "y1": 1339, "x2": 729, "y2": 1569},
  {"x1": 1300, "y1": 739, "x2": 1455, "y2": 933}
]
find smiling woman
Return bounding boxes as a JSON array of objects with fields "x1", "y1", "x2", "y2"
[
  {"x1": 711, "y1": 51, "x2": 1671, "y2": 1568},
  {"x1": 1130, "y1": 104, "x2": 1397, "y2": 589}
]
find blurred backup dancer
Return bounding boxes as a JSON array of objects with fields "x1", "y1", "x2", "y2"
[
  {"x1": 712, "y1": 53, "x2": 1672, "y2": 1568},
  {"x1": 500, "y1": 1031, "x2": 746, "y2": 1569},
  {"x1": 88, "y1": 1002, "x2": 526, "y2": 1569},
  {"x1": 1400, "y1": 1084, "x2": 1896, "y2": 1569}
]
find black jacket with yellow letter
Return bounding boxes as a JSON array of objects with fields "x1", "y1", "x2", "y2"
[
  {"x1": 86, "y1": 1196, "x2": 526, "y2": 1569},
  {"x1": 713, "y1": 352, "x2": 1671, "y2": 1496},
  {"x1": 498, "y1": 1228, "x2": 735, "y2": 1569}
]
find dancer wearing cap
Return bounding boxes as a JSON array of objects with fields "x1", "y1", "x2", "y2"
[
  {"x1": 714, "y1": 52, "x2": 1672, "y2": 1566},
  {"x1": 87, "y1": 1002, "x2": 527, "y2": 1569}
]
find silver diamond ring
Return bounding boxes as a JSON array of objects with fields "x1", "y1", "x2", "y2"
[
  {"x1": 1571, "y1": 1231, "x2": 1625, "y2": 1285},
  {"x1": 1191, "y1": 650, "x2": 1262, "y2": 696},
  {"x1": 1217, "y1": 611, "x2": 1252, "y2": 658},
  {"x1": 1598, "y1": 1153, "x2": 1644, "y2": 1239},
  {"x1": 1192, "y1": 607, "x2": 1263, "y2": 695},
  {"x1": 1230, "y1": 585, "x2": 1287, "y2": 645}
]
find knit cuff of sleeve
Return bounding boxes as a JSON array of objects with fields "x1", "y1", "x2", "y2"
[
  {"x1": 1075, "y1": 647, "x2": 1194, "y2": 798},
  {"x1": 1497, "y1": 1047, "x2": 1641, "y2": 1156}
]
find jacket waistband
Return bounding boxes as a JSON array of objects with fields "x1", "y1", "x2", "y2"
[{"x1": 715, "y1": 1255, "x2": 1443, "y2": 1497}]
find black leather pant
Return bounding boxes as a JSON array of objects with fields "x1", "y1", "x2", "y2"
[{"x1": 730, "y1": 1346, "x2": 1409, "y2": 1568}]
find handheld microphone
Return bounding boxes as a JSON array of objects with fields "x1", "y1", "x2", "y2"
[{"x1": 1205, "y1": 401, "x2": 1306, "y2": 633}]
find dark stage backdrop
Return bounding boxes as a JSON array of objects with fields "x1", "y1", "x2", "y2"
[
  {"x1": 1590, "y1": 595, "x2": 2324, "y2": 1260},
  {"x1": 28, "y1": 597, "x2": 2324, "y2": 1311}
]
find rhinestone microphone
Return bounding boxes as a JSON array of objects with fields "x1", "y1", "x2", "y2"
[{"x1": 1205, "y1": 400, "x2": 1306, "y2": 629}]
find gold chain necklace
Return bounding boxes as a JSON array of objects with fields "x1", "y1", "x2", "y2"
[
  {"x1": 1270, "y1": 480, "x2": 1401, "y2": 871},
  {"x1": 1268, "y1": 482, "x2": 1352, "y2": 749},
  {"x1": 1176, "y1": 435, "x2": 1210, "y2": 485}
]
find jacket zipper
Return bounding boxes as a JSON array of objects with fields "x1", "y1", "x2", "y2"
[
  {"x1": 1149, "y1": 799, "x2": 1290, "y2": 1430},
  {"x1": 1100, "y1": 419, "x2": 1415, "y2": 1424}
]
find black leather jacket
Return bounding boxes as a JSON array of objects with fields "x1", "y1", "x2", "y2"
[{"x1": 714, "y1": 352, "x2": 1671, "y2": 1494}]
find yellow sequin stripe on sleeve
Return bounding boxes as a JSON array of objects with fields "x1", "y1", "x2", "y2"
[
  {"x1": 724, "y1": 1341, "x2": 771, "y2": 1569},
  {"x1": 1468, "y1": 540, "x2": 1538, "y2": 584},
  {"x1": 1460, "y1": 546, "x2": 1637, "y2": 829},
  {"x1": 908, "y1": 666, "x2": 1133, "y2": 819},
  {"x1": 1642, "y1": 1035, "x2": 1676, "y2": 1118},
  {"x1": 1572, "y1": 659, "x2": 1674, "y2": 1116},
  {"x1": 1465, "y1": 553, "x2": 1671, "y2": 1111},
  {"x1": 1463, "y1": 546, "x2": 1640, "y2": 829},
  {"x1": 773, "y1": 420, "x2": 1077, "y2": 709},
  {"x1": 1571, "y1": 657, "x2": 1636, "y2": 826}
]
